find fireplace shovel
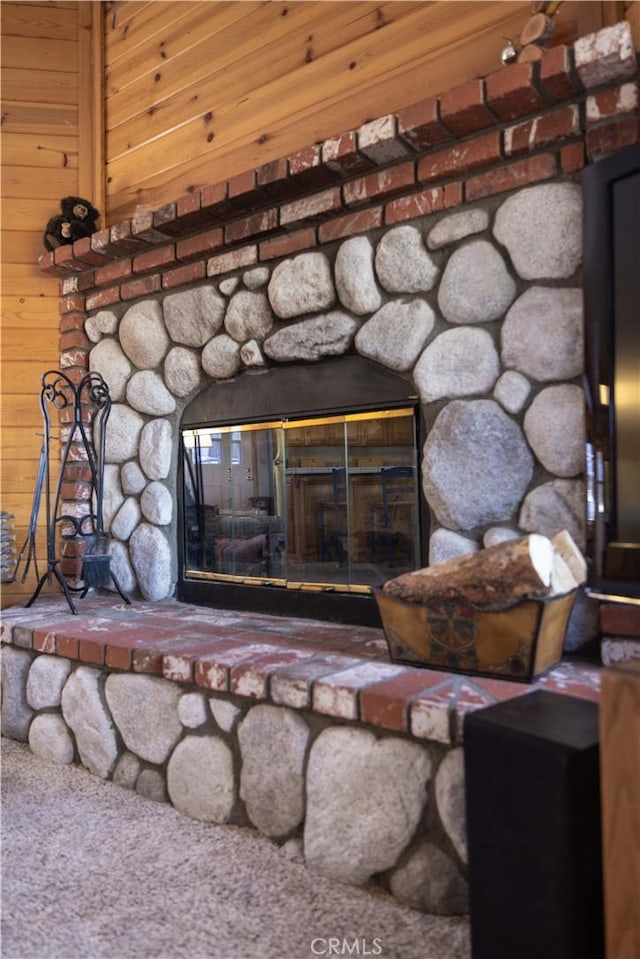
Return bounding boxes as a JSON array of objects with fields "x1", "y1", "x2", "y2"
[
  {"x1": 80, "y1": 530, "x2": 129, "y2": 601},
  {"x1": 12, "y1": 434, "x2": 47, "y2": 585}
]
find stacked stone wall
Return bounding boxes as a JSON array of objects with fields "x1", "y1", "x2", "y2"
[
  {"x1": 1, "y1": 643, "x2": 469, "y2": 916},
  {"x1": 35, "y1": 21, "x2": 639, "y2": 603},
  {"x1": 58, "y1": 181, "x2": 586, "y2": 602}
]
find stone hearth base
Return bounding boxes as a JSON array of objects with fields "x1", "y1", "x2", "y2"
[{"x1": 0, "y1": 596, "x2": 601, "y2": 915}]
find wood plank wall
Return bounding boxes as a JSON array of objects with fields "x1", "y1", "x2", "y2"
[
  {"x1": 103, "y1": 0, "x2": 619, "y2": 223},
  {"x1": 626, "y1": 0, "x2": 640, "y2": 47},
  {"x1": 599, "y1": 662, "x2": 640, "y2": 959},
  {"x1": 0, "y1": 1, "x2": 100, "y2": 608}
]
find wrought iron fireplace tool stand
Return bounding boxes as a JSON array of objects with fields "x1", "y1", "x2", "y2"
[{"x1": 24, "y1": 369, "x2": 131, "y2": 614}]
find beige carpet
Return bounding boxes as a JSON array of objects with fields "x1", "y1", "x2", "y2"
[{"x1": 1, "y1": 738, "x2": 470, "y2": 959}]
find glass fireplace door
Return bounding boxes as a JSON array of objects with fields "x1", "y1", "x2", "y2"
[
  {"x1": 182, "y1": 407, "x2": 419, "y2": 592},
  {"x1": 183, "y1": 422, "x2": 285, "y2": 583}
]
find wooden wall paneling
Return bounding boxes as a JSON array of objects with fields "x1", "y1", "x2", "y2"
[
  {"x1": 1, "y1": 231, "x2": 61, "y2": 266},
  {"x1": 1, "y1": 296, "x2": 62, "y2": 329},
  {"x1": 625, "y1": 0, "x2": 640, "y2": 48},
  {"x1": 2, "y1": 325, "x2": 63, "y2": 362},
  {"x1": 1, "y1": 395, "x2": 60, "y2": 430},
  {"x1": 102, "y1": 2, "x2": 582, "y2": 217},
  {"x1": 1, "y1": 67, "x2": 78, "y2": 105},
  {"x1": 105, "y1": 0, "x2": 213, "y2": 82},
  {"x1": 105, "y1": 2, "x2": 325, "y2": 137},
  {"x1": 106, "y1": 1, "x2": 422, "y2": 169},
  {"x1": 78, "y1": 1, "x2": 105, "y2": 216},
  {"x1": 1, "y1": 195, "x2": 79, "y2": 234},
  {"x1": 105, "y1": 2, "x2": 418, "y2": 126},
  {"x1": 103, "y1": 1, "x2": 528, "y2": 217},
  {"x1": 599, "y1": 663, "x2": 640, "y2": 959},
  {"x1": 105, "y1": 1, "x2": 261, "y2": 70},
  {"x1": 109, "y1": 3, "x2": 522, "y2": 176},
  {"x1": 104, "y1": 1, "x2": 155, "y2": 36},
  {"x1": 1, "y1": 447, "x2": 55, "y2": 492},
  {"x1": 0, "y1": 102, "x2": 78, "y2": 136},
  {"x1": 1, "y1": 365, "x2": 60, "y2": 412},
  {"x1": 602, "y1": 1, "x2": 627, "y2": 25},
  {"x1": 0, "y1": 3, "x2": 78, "y2": 39},
  {"x1": 2, "y1": 132, "x2": 79, "y2": 169},
  {"x1": 0, "y1": 265, "x2": 59, "y2": 299},
  {"x1": 3, "y1": 432, "x2": 62, "y2": 598},
  {"x1": 576, "y1": 1, "x2": 626, "y2": 34},
  {"x1": 1, "y1": 35, "x2": 78, "y2": 73},
  {"x1": 2, "y1": 166, "x2": 78, "y2": 200},
  {"x1": 0, "y1": 1, "x2": 87, "y2": 608},
  {"x1": 103, "y1": 0, "x2": 597, "y2": 220}
]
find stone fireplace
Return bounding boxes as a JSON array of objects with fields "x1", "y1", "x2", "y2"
[
  {"x1": 39, "y1": 20, "x2": 638, "y2": 628},
  {"x1": 6, "y1": 22, "x2": 636, "y2": 922}
]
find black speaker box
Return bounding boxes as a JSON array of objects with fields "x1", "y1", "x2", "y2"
[{"x1": 464, "y1": 690, "x2": 604, "y2": 959}]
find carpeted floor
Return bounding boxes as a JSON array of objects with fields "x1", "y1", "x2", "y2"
[{"x1": 1, "y1": 738, "x2": 471, "y2": 959}]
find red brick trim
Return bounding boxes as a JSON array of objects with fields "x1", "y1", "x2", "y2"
[
  {"x1": 600, "y1": 603, "x2": 640, "y2": 637},
  {"x1": 318, "y1": 207, "x2": 383, "y2": 243},
  {"x1": 121, "y1": 275, "x2": 162, "y2": 300},
  {"x1": 176, "y1": 227, "x2": 224, "y2": 262},
  {"x1": 385, "y1": 187, "x2": 445, "y2": 225},
  {"x1": 85, "y1": 287, "x2": 121, "y2": 311},
  {"x1": 504, "y1": 105, "x2": 581, "y2": 157},
  {"x1": 397, "y1": 97, "x2": 453, "y2": 151},
  {"x1": 417, "y1": 131, "x2": 502, "y2": 183},
  {"x1": 586, "y1": 115, "x2": 640, "y2": 159},
  {"x1": 94, "y1": 258, "x2": 133, "y2": 287},
  {"x1": 60, "y1": 329, "x2": 90, "y2": 351},
  {"x1": 33, "y1": 20, "x2": 638, "y2": 353},
  {"x1": 60, "y1": 312, "x2": 88, "y2": 333},
  {"x1": 440, "y1": 79, "x2": 497, "y2": 137},
  {"x1": 259, "y1": 228, "x2": 316, "y2": 261},
  {"x1": 59, "y1": 293, "x2": 86, "y2": 314},
  {"x1": 162, "y1": 262, "x2": 206, "y2": 289},
  {"x1": 539, "y1": 45, "x2": 582, "y2": 101},
  {"x1": 465, "y1": 153, "x2": 557, "y2": 201},
  {"x1": 132, "y1": 245, "x2": 176, "y2": 275},
  {"x1": 343, "y1": 162, "x2": 415, "y2": 207},
  {"x1": 485, "y1": 62, "x2": 548, "y2": 122}
]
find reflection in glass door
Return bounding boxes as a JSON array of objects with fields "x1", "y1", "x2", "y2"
[
  {"x1": 182, "y1": 407, "x2": 419, "y2": 593},
  {"x1": 183, "y1": 422, "x2": 285, "y2": 583}
]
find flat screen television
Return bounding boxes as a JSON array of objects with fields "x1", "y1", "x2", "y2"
[{"x1": 583, "y1": 141, "x2": 640, "y2": 601}]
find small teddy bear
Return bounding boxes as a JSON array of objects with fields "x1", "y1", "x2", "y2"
[{"x1": 43, "y1": 196, "x2": 100, "y2": 251}]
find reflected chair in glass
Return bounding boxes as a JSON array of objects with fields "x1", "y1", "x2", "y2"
[
  {"x1": 368, "y1": 466, "x2": 415, "y2": 567},
  {"x1": 318, "y1": 467, "x2": 348, "y2": 565}
]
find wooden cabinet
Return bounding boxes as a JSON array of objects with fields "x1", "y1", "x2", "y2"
[
  {"x1": 348, "y1": 415, "x2": 413, "y2": 447},
  {"x1": 286, "y1": 470, "x2": 400, "y2": 564},
  {"x1": 286, "y1": 473, "x2": 332, "y2": 560},
  {"x1": 285, "y1": 415, "x2": 412, "y2": 450}
]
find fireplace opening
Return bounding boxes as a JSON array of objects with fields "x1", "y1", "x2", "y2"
[{"x1": 177, "y1": 356, "x2": 427, "y2": 625}]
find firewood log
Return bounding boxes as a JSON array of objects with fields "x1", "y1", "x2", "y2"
[
  {"x1": 550, "y1": 552, "x2": 580, "y2": 596},
  {"x1": 383, "y1": 534, "x2": 554, "y2": 609},
  {"x1": 520, "y1": 12, "x2": 555, "y2": 46},
  {"x1": 531, "y1": 1, "x2": 564, "y2": 16},
  {"x1": 517, "y1": 44, "x2": 544, "y2": 63},
  {"x1": 551, "y1": 530, "x2": 587, "y2": 586}
]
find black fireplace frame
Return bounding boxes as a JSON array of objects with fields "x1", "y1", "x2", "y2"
[
  {"x1": 176, "y1": 355, "x2": 428, "y2": 625},
  {"x1": 583, "y1": 142, "x2": 640, "y2": 602}
]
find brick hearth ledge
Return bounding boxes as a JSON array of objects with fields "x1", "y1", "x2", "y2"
[{"x1": 0, "y1": 596, "x2": 600, "y2": 915}]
